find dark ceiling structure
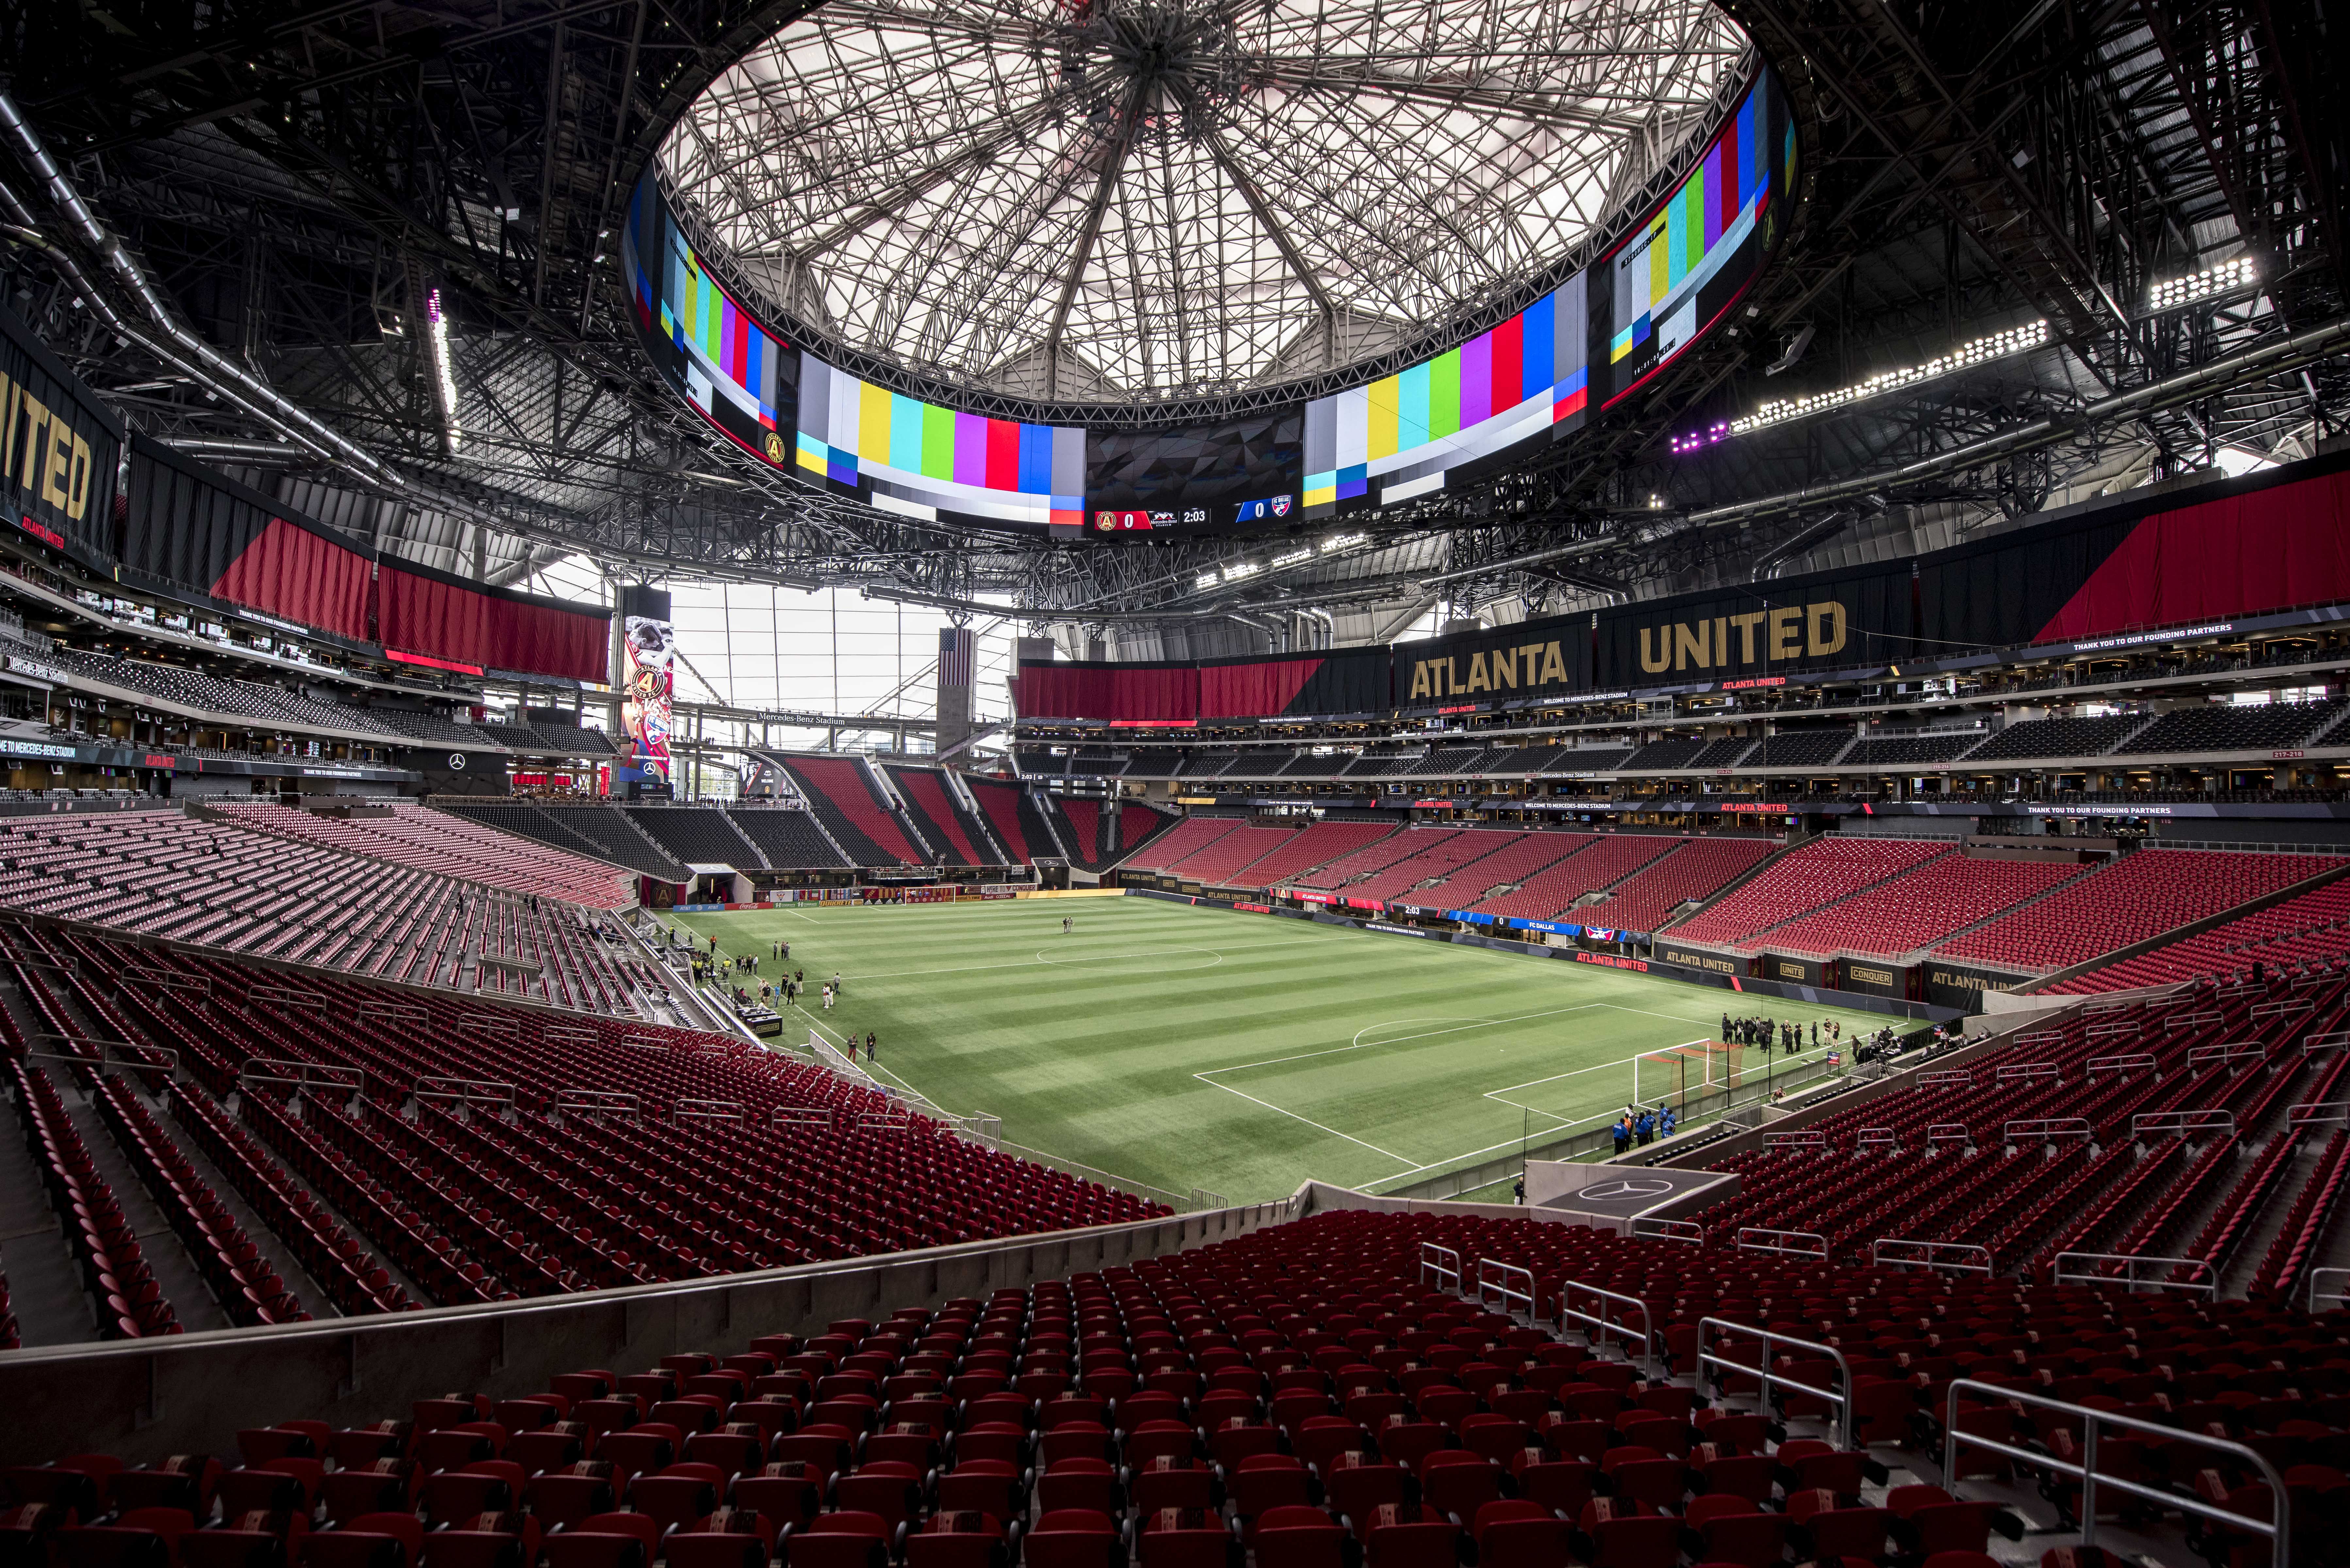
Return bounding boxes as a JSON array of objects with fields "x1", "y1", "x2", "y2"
[{"x1": 0, "y1": 0, "x2": 2342, "y2": 654}]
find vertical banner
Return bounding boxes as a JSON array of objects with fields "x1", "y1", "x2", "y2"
[
  {"x1": 936, "y1": 625, "x2": 976, "y2": 759},
  {"x1": 616, "y1": 583, "x2": 675, "y2": 799}
]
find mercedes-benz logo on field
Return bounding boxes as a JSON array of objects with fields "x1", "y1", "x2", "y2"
[
  {"x1": 448, "y1": 753, "x2": 468, "y2": 770},
  {"x1": 1579, "y1": 1178, "x2": 1675, "y2": 1203}
]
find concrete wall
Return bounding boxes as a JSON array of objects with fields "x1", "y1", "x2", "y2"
[{"x1": 0, "y1": 1198, "x2": 1298, "y2": 1470}]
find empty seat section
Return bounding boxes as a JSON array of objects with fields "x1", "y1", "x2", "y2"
[
  {"x1": 774, "y1": 758, "x2": 922, "y2": 866},
  {"x1": 1226, "y1": 818, "x2": 1398, "y2": 890},
  {"x1": 1576, "y1": 836, "x2": 1777, "y2": 934},
  {"x1": 1936, "y1": 848, "x2": 2346, "y2": 973},
  {"x1": 885, "y1": 768, "x2": 999, "y2": 865},
  {"x1": 1158, "y1": 825, "x2": 1299, "y2": 886},
  {"x1": 1117, "y1": 815, "x2": 1242, "y2": 873},
  {"x1": 624, "y1": 808, "x2": 762, "y2": 867},
  {"x1": 1665, "y1": 837, "x2": 1949, "y2": 947},
  {"x1": 1756, "y1": 852, "x2": 2084, "y2": 958},
  {"x1": 724, "y1": 808, "x2": 850, "y2": 868},
  {"x1": 2051, "y1": 878, "x2": 2350, "y2": 992},
  {"x1": 1467, "y1": 833, "x2": 1678, "y2": 921}
]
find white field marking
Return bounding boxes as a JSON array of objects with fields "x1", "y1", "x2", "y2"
[
  {"x1": 1354, "y1": 1017, "x2": 1498, "y2": 1048},
  {"x1": 1372, "y1": 1112, "x2": 1629, "y2": 1181},
  {"x1": 1200, "y1": 1000, "x2": 1689, "y2": 1080},
  {"x1": 792, "y1": 912, "x2": 820, "y2": 924},
  {"x1": 1190, "y1": 1077, "x2": 1417, "y2": 1166},
  {"x1": 802, "y1": 1012, "x2": 943, "y2": 1106},
  {"x1": 1033, "y1": 946, "x2": 1224, "y2": 970}
]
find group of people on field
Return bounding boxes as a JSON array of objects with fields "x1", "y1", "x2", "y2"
[
  {"x1": 1723, "y1": 1013, "x2": 1843, "y2": 1055},
  {"x1": 1611, "y1": 1102, "x2": 1676, "y2": 1155}
]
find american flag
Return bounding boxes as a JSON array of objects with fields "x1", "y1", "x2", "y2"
[{"x1": 939, "y1": 626, "x2": 976, "y2": 690}]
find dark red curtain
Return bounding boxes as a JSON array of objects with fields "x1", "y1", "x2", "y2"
[
  {"x1": 1109, "y1": 666, "x2": 1197, "y2": 723},
  {"x1": 1015, "y1": 664, "x2": 1113, "y2": 719},
  {"x1": 213, "y1": 517, "x2": 372, "y2": 642},
  {"x1": 1199, "y1": 657, "x2": 1322, "y2": 718},
  {"x1": 377, "y1": 565, "x2": 608, "y2": 682},
  {"x1": 2039, "y1": 467, "x2": 2350, "y2": 641}
]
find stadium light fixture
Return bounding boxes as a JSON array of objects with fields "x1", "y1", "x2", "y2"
[
  {"x1": 424, "y1": 287, "x2": 463, "y2": 454},
  {"x1": 1675, "y1": 319, "x2": 2050, "y2": 451},
  {"x1": 1320, "y1": 533, "x2": 1367, "y2": 553},
  {"x1": 1271, "y1": 547, "x2": 1314, "y2": 568},
  {"x1": 1221, "y1": 561, "x2": 1260, "y2": 582},
  {"x1": 1194, "y1": 572, "x2": 1221, "y2": 590},
  {"x1": 2147, "y1": 256, "x2": 2256, "y2": 313}
]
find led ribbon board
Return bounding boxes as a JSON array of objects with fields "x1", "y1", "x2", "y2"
[
  {"x1": 1303, "y1": 274, "x2": 1588, "y2": 518},
  {"x1": 1603, "y1": 82, "x2": 1787, "y2": 401}
]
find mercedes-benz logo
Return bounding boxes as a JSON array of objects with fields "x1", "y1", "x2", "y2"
[
  {"x1": 1579, "y1": 1178, "x2": 1675, "y2": 1202},
  {"x1": 448, "y1": 753, "x2": 467, "y2": 770}
]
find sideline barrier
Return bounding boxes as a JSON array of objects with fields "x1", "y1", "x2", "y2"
[{"x1": 1944, "y1": 1380, "x2": 2286, "y2": 1560}]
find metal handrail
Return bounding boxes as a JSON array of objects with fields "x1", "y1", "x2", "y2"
[
  {"x1": 414, "y1": 1076, "x2": 516, "y2": 1113},
  {"x1": 1736, "y1": 1227, "x2": 1827, "y2": 1261},
  {"x1": 2133, "y1": 1109, "x2": 2235, "y2": 1138},
  {"x1": 2085, "y1": 1019, "x2": 2140, "y2": 1039},
  {"x1": 2083, "y1": 1053, "x2": 2158, "y2": 1077},
  {"x1": 26, "y1": 1038, "x2": 180, "y2": 1080},
  {"x1": 2190, "y1": 1041, "x2": 2267, "y2": 1068},
  {"x1": 676, "y1": 1098, "x2": 746, "y2": 1124},
  {"x1": 1761, "y1": 1130, "x2": 1825, "y2": 1149},
  {"x1": 2172, "y1": 1010, "x2": 2223, "y2": 1031},
  {"x1": 1419, "y1": 1242, "x2": 1462, "y2": 1293},
  {"x1": 1560, "y1": 1278, "x2": 1657, "y2": 1378},
  {"x1": 1917, "y1": 1070, "x2": 1974, "y2": 1089},
  {"x1": 2004, "y1": 1117, "x2": 2093, "y2": 1144},
  {"x1": 542, "y1": 1026, "x2": 601, "y2": 1045},
  {"x1": 1855, "y1": 1127, "x2": 1897, "y2": 1147},
  {"x1": 1871, "y1": 1237, "x2": 1992, "y2": 1276},
  {"x1": 2015, "y1": 1030, "x2": 2066, "y2": 1049},
  {"x1": 555, "y1": 1090, "x2": 640, "y2": 1120},
  {"x1": 1630, "y1": 1216, "x2": 1701, "y2": 1244},
  {"x1": 2305, "y1": 1029, "x2": 2350, "y2": 1056},
  {"x1": 237, "y1": 1058, "x2": 363, "y2": 1100},
  {"x1": 125, "y1": 969, "x2": 210, "y2": 997},
  {"x1": 1476, "y1": 1258, "x2": 1535, "y2": 1321},
  {"x1": 457, "y1": 1013, "x2": 523, "y2": 1034},
  {"x1": 1943, "y1": 1379, "x2": 2286, "y2": 1559},
  {"x1": 1698, "y1": 1317, "x2": 1852, "y2": 1450},
  {"x1": 772, "y1": 1106, "x2": 838, "y2": 1131},
  {"x1": 2288, "y1": 1101, "x2": 2350, "y2": 1128},
  {"x1": 2254, "y1": 997, "x2": 2316, "y2": 1020},
  {"x1": 358, "y1": 1002, "x2": 427, "y2": 1026},
  {"x1": 2052, "y1": 1250, "x2": 2217, "y2": 1296},
  {"x1": 248, "y1": 984, "x2": 326, "y2": 1012},
  {"x1": 2309, "y1": 1266, "x2": 2350, "y2": 1314},
  {"x1": 1926, "y1": 1123, "x2": 1973, "y2": 1146},
  {"x1": 1994, "y1": 1061, "x2": 2060, "y2": 1085}
]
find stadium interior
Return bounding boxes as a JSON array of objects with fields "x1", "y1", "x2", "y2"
[{"x1": 1, "y1": 1, "x2": 2349, "y2": 1566}]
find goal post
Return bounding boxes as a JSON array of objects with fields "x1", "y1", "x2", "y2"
[{"x1": 1632, "y1": 1040, "x2": 1742, "y2": 1110}]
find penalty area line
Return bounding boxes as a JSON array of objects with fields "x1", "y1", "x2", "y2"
[{"x1": 1190, "y1": 1073, "x2": 1418, "y2": 1167}]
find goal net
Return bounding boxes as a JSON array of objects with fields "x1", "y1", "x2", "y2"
[{"x1": 1632, "y1": 1040, "x2": 1742, "y2": 1109}]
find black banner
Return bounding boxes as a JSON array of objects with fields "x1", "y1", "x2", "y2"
[
  {"x1": 1283, "y1": 647, "x2": 1390, "y2": 716},
  {"x1": 1760, "y1": 952, "x2": 1827, "y2": 986},
  {"x1": 1594, "y1": 561, "x2": 1914, "y2": 687},
  {"x1": 0, "y1": 300, "x2": 124, "y2": 565},
  {"x1": 1655, "y1": 942, "x2": 1746, "y2": 978},
  {"x1": 1838, "y1": 957, "x2": 1911, "y2": 999},
  {"x1": 1394, "y1": 614, "x2": 1595, "y2": 707},
  {"x1": 1921, "y1": 957, "x2": 2036, "y2": 1012}
]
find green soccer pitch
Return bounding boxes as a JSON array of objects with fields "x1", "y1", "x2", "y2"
[{"x1": 667, "y1": 896, "x2": 1892, "y2": 1203}]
